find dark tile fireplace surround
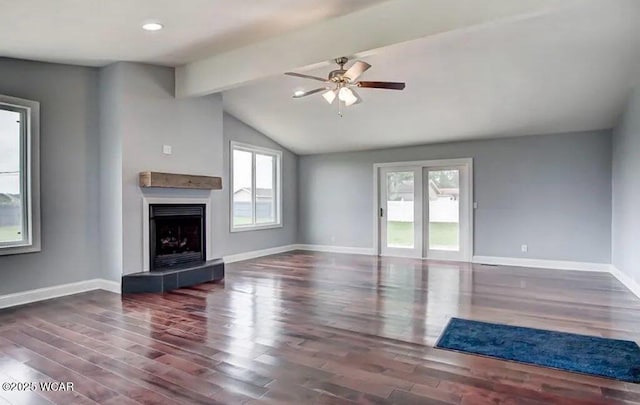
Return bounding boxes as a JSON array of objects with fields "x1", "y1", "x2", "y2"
[{"x1": 122, "y1": 203, "x2": 224, "y2": 294}]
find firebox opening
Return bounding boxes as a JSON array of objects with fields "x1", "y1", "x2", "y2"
[{"x1": 149, "y1": 204, "x2": 206, "y2": 271}]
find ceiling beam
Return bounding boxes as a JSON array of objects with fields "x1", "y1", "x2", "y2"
[{"x1": 175, "y1": 0, "x2": 559, "y2": 98}]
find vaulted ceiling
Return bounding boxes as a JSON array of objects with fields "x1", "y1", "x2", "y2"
[
  {"x1": 3, "y1": 0, "x2": 639, "y2": 155},
  {"x1": 224, "y1": 0, "x2": 640, "y2": 154}
]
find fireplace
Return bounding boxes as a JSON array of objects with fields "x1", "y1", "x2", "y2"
[{"x1": 149, "y1": 204, "x2": 206, "y2": 271}]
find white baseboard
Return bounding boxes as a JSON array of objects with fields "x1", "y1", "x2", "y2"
[
  {"x1": 95, "y1": 279, "x2": 122, "y2": 294},
  {"x1": 609, "y1": 266, "x2": 640, "y2": 300},
  {"x1": 472, "y1": 256, "x2": 611, "y2": 272},
  {"x1": 223, "y1": 244, "x2": 375, "y2": 264},
  {"x1": 2, "y1": 255, "x2": 637, "y2": 311},
  {"x1": 0, "y1": 278, "x2": 121, "y2": 310},
  {"x1": 294, "y1": 244, "x2": 375, "y2": 256},
  {"x1": 223, "y1": 246, "x2": 640, "y2": 302},
  {"x1": 223, "y1": 244, "x2": 298, "y2": 264}
]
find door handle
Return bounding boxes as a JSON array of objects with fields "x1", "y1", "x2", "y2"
[{"x1": 380, "y1": 208, "x2": 384, "y2": 217}]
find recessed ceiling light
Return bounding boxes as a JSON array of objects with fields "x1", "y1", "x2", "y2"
[
  {"x1": 142, "y1": 22, "x2": 163, "y2": 31},
  {"x1": 294, "y1": 90, "x2": 305, "y2": 97}
]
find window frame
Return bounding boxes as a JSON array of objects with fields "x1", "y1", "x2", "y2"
[
  {"x1": 0, "y1": 95, "x2": 41, "y2": 255},
  {"x1": 230, "y1": 141, "x2": 283, "y2": 232}
]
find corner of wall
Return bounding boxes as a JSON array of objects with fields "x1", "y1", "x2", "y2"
[
  {"x1": 222, "y1": 112, "x2": 300, "y2": 254},
  {"x1": 611, "y1": 86, "x2": 640, "y2": 284},
  {"x1": 97, "y1": 63, "x2": 125, "y2": 282}
]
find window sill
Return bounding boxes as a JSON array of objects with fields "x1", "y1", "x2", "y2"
[
  {"x1": 230, "y1": 223, "x2": 283, "y2": 233},
  {"x1": 0, "y1": 243, "x2": 41, "y2": 256}
]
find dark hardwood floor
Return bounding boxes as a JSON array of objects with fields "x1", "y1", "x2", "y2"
[{"x1": 1, "y1": 251, "x2": 639, "y2": 404}]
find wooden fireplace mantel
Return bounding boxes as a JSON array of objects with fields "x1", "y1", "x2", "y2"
[{"x1": 139, "y1": 171, "x2": 222, "y2": 190}]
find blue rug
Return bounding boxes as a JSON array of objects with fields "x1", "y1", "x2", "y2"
[{"x1": 436, "y1": 318, "x2": 640, "y2": 383}]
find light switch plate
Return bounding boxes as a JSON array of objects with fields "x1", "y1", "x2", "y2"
[{"x1": 162, "y1": 145, "x2": 172, "y2": 155}]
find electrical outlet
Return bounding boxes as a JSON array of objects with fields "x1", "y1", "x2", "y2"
[
  {"x1": 521, "y1": 244, "x2": 528, "y2": 253},
  {"x1": 162, "y1": 145, "x2": 172, "y2": 155}
]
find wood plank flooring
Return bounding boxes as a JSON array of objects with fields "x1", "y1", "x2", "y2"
[{"x1": 1, "y1": 250, "x2": 639, "y2": 404}]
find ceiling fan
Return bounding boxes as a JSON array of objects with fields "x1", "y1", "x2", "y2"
[{"x1": 285, "y1": 57, "x2": 405, "y2": 114}]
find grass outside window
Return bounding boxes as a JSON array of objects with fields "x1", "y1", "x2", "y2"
[{"x1": 387, "y1": 221, "x2": 458, "y2": 248}]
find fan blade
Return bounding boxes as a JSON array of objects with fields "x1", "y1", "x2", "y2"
[
  {"x1": 293, "y1": 88, "x2": 326, "y2": 98},
  {"x1": 345, "y1": 88, "x2": 362, "y2": 107},
  {"x1": 285, "y1": 72, "x2": 328, "y2": 82},
  {"x1": 358, "y1": 81, "x2": 405, "y2": 90},
  {"x1": 344, "y1": 61, "x2": 371, "y2": 81}
]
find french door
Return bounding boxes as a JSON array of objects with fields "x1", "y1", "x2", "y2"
[
  {"x1": 424, "y1": 166, "x2": 471, "y2": 261},
  {"x1": 377, "y1": 160, "x2": 472, "y2": 261},
  {"x1": 379, "y1": 167, "x2": 423, "y2": 258}
]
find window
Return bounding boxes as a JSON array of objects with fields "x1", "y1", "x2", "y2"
[
  {"x1": 231, "y1": 142, "x2": 282, "y2": 231},
  {"x1": 0, "y1": 95, "x2": 40, "y2": 254}
]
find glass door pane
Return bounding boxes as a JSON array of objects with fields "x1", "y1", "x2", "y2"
[
  {"x1": 386, "y1": 171, "x2": 415, "y2": 249},
  {"x1": 427, "y1": 169, "x2": 460, "y2": 252},
  {"x1": 380, "y1": 167, "x2": 422, "y2": 258}
]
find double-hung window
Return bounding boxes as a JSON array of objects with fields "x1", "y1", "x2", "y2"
[
  {"x1": 0, "y1": 95, "x2": 40, "y2": 255},
  {"x1": 231, "y1": 142, "x2": 282, "y2": 231}
]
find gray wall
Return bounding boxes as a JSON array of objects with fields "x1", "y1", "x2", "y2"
[
  {"x1": 299, "y1": 131, "x2": 612, "y2": 263},
  {"x1": 222, "y1": 113, "x2": 298, "y2": 255},
  {"x1": 612, "y1": 87, "x2": 640, "y2": 283},
  {"x1": 0, "y1": 58, "x2": 101, "y2": 294},
  {"x1": 100, "y1": 63, "x2": 225, "y2": 276},
  {"x1": 0, "y1": 56, "x2": 618, "y2": 296},
  {"x1": 99, "y1": 65, "x2": 298, "y2": 276},
  {"x1": 98, "y1": 63, "x2": 123, "y2": 282}
]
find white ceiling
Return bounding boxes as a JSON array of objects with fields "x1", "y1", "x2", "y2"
[
  {"x1": 0, "y1": 0, "x2": 386, "y2": 66},
  {"x1": 224, "y1": 0, "x2": 640, "y2": 155},
  {"x1": 4, "y1": 0, "x2": 639, "y2": 155}
]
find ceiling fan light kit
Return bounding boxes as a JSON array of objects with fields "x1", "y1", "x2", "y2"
[
  {"x1": 322, "y1": 90, "x2": 337, "y2": 104},
  {"x1": 285, "y1": 57, "x2": 405, "y2": 116},
  {"x1": 338, "y1": 87, "x2": 358, "y2": 106}
]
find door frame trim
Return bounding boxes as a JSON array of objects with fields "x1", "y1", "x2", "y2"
[{"x1": 373, "y1": 158, "x2": 474, "y2": 261}]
